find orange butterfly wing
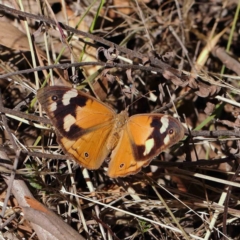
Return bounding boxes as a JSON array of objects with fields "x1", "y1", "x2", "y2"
[
  {"x1": 38, "y1": 86, "x2": 185, "y2": 177},
  {"x1": 37, "y1": 86, "x2": 116, "y2": 169},
  {"x1": 108, "y1": 114, "x2": 185, "y2": 178}
]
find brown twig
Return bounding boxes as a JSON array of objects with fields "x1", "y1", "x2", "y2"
[
  {"x1": 212, "y1": 46, "x2": 240, "y2": 76},
  {"x1": 0, "y1": 61, "x2": 167, "y2": 79},
  {"x1": 0, "y1": 4, "x2": 182, "y2": 78},
  {"x1": 222, "y1": 162, "x2": 240, "y2": 237},
  {"x1": 0, "y1": 90, "x2": 21, "y2": 219},
  {"x1": 0, "y1": 106, "x2": 51, "y2": 125}
]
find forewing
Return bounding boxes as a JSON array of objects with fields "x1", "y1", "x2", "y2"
[
  {"x1": 128, "y1": 114, "x2": 185, "y2": 160},
  {"x1": 37, "y1": 86, "x2": 116, "y2": 139}
]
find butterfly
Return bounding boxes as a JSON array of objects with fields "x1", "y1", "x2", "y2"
[{"x1": 37, "y1": 86, "x2": 185, "y2": 178}]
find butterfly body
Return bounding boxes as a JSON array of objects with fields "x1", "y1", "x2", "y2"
[
  {"x1": 106, "y1": 110, "x2": 128, "y2": 151},
  {"x1": 37, "y1": 86, "x2": 185, "y2": 178}
]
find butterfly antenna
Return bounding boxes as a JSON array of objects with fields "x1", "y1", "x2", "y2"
[
  {"x1": 116, "y1": 74, "x2": 156, "y2": 113},
  {"x1": 166, "y1": 86, "x2": 181, "y2": 121},
  {"x1": 127, "y1": 90, "x2": 156, "y2": 110},
  {"x1": 114, "y1": 77, "x2": 125, "y2": 110}
]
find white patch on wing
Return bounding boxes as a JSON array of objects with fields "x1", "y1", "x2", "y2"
[
  {"x1": 63, "y1": 114, "x2": 76, "y2": 132},
  {"x1": 62, "y1": 89, "x2": 78, "y2": 106},
  {"x1": 143, "y1": 138, "x2": 154, "y2": 156},
  {"x1": 163, "y1": 135, "x2": 170, "y2": 145},
  {"x1": 160, "y1": 116, "x2": 169, "y2": 134},
  {"x1": 50, "y1": 102, "x2": 57, "y2": 112}
]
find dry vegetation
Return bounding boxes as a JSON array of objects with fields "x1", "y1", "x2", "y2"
[{"x1": 1, "y1": 0, "x2": 240, "y2": 239}]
